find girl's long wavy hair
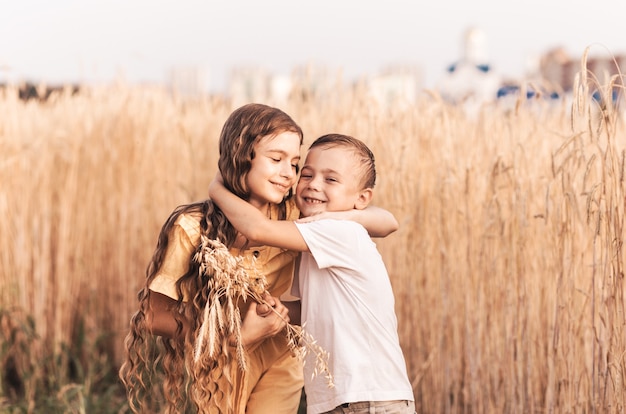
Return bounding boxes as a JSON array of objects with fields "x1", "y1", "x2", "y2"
[{"x1": 119, "y1": 103, "x2": 303, "y2": 413}]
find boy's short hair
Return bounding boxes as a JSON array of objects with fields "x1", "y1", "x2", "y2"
[{"x1": 309, "y1": 134, "x2": 376, "y2": 189}]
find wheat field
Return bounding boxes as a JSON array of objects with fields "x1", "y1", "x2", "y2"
[{"x1": 1, "y1": 62, "x2": 625, "y2": 413}]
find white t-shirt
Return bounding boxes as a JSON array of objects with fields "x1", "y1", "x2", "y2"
[{"x1": 293, "y1": 219, "x2": 414, "y2": 414}]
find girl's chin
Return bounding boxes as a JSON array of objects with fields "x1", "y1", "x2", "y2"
[{"x1": 268, "y1": 193, "x2": 289, "y2": 204}]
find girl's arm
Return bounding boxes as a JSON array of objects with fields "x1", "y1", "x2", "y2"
[
  {"x1": 146, "y1": 291, "x2": 189, "y2": 338},
  {"x1": 209, "y1": 178, "x2": 309, "y2": 251},
  {"x1": 208, "y1": 176, "x2": 398, "y2": 251},
  {"x1": 146, "y1": 290, "x2": 289, "y2": 348},
  {"x1": 296, "y1": 206, "x2": 398, "y2": 237}
]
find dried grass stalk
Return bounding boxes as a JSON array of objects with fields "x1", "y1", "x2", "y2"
[{"x1": 192, "y1": 236, "x2": 334, "y2": 389}]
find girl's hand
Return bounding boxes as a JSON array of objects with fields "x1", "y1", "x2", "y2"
[
  {"x1": 208, "y1": 170, "x2": 225, "y2": 198},
  {"x1": 238, "y1": 296, "x2": 289, "y2": 348},
  {"x1": 255, "y1": 293, "x2": 276, "y2": 317}
]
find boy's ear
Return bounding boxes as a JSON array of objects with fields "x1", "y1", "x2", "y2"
[{"x1": 354, "y1": 188, "x2": 373, "y2": 210}]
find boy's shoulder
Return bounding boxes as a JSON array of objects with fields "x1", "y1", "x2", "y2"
[{"x1": 298, "y1": 218, "x2": 367, "y2": 235}]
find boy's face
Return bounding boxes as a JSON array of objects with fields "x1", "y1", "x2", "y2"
[{"x1": 295, "y1": 145, "x2": 370, "y2": 217}]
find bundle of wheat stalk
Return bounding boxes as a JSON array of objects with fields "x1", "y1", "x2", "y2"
[{"x1": 191, "y1": 236, "x2": 333, "y2": 409}]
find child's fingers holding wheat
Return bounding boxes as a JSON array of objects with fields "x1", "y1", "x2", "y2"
[
  {"x1": 238, "y1": 297, "x2": 290, "y2": 348},
  {"x1": 255, "y1": 292, "x2": 279, "y2": 316}
]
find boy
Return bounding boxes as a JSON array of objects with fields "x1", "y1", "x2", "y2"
[{"x1": 209, "y1": 134, "x2": 415, "y2": 414}]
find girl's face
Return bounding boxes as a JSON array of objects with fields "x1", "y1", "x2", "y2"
[{"x1": 246, "y1": 131, "x2": 301, "y2": 212}]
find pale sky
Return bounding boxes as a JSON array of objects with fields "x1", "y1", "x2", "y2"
[{"x1": 1, "y1": 0, "x2": 624, "y2": 93}]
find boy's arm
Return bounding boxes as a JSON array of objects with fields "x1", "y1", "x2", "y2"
[
  {"x1": 296, "y1": 206, "x2": 399, "y2": 237},
  {"x1": 208, "y1": 178, "x2": 309, "y2": 251}
]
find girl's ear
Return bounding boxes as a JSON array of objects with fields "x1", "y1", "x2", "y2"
[{"x1": 354, "y1": 188, "x2": 373, "y2": 210}]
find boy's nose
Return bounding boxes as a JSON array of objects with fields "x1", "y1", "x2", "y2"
[{"x1": 306, "y1": 176, "x2": 322, "y2": 190}]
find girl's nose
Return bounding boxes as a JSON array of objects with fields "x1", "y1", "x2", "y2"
[{"x1": 281, "y1": 162, "x2": 296, "y2": 179}]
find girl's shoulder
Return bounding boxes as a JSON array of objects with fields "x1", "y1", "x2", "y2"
[
  {"x1": 285, "y1": 197, "x2": 300, "y2": 221},
  {"x1": 173, "y1": 210, "x2": 203, "y2": 241},
  {"x1": 267, "y1": 197, "x2": 300, "y2": 221}
]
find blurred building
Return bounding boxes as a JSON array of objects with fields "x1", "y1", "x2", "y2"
[
  {"x1": 436, "y1": 27, "x2": 503, "y2": 111},
  {"x1": 168, "y1": 66, "x2": 210, "y2": 100},
  {"x1": 227, "y1": 63, "x2": 345, "y2": 106},
  {"x1": 228, "y1": 67, "x2": 273, "y2": 107},
  {"x1": 366, "y1": 65, "x2": 423, "y2": 108},
  {"x1": 539, "y1": 47, "x2": 626, "y2": 92}
]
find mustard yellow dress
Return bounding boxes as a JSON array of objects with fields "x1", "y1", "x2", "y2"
[{"x1": 149, "y1": 199, "x2": 303, "y2": 414}]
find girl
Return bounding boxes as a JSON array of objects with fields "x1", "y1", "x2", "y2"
[{"x1": 119, "y1": 103, "x2": 397, "y2": 414}]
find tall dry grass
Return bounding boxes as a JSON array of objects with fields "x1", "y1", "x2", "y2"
[{"x1": 1, "y1": 58, "x2": 625, "y2": 413}]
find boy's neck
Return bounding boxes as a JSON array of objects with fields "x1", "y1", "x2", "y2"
[{"x1": 300, "y1": 207, "x2": 358, "y2": 218}]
